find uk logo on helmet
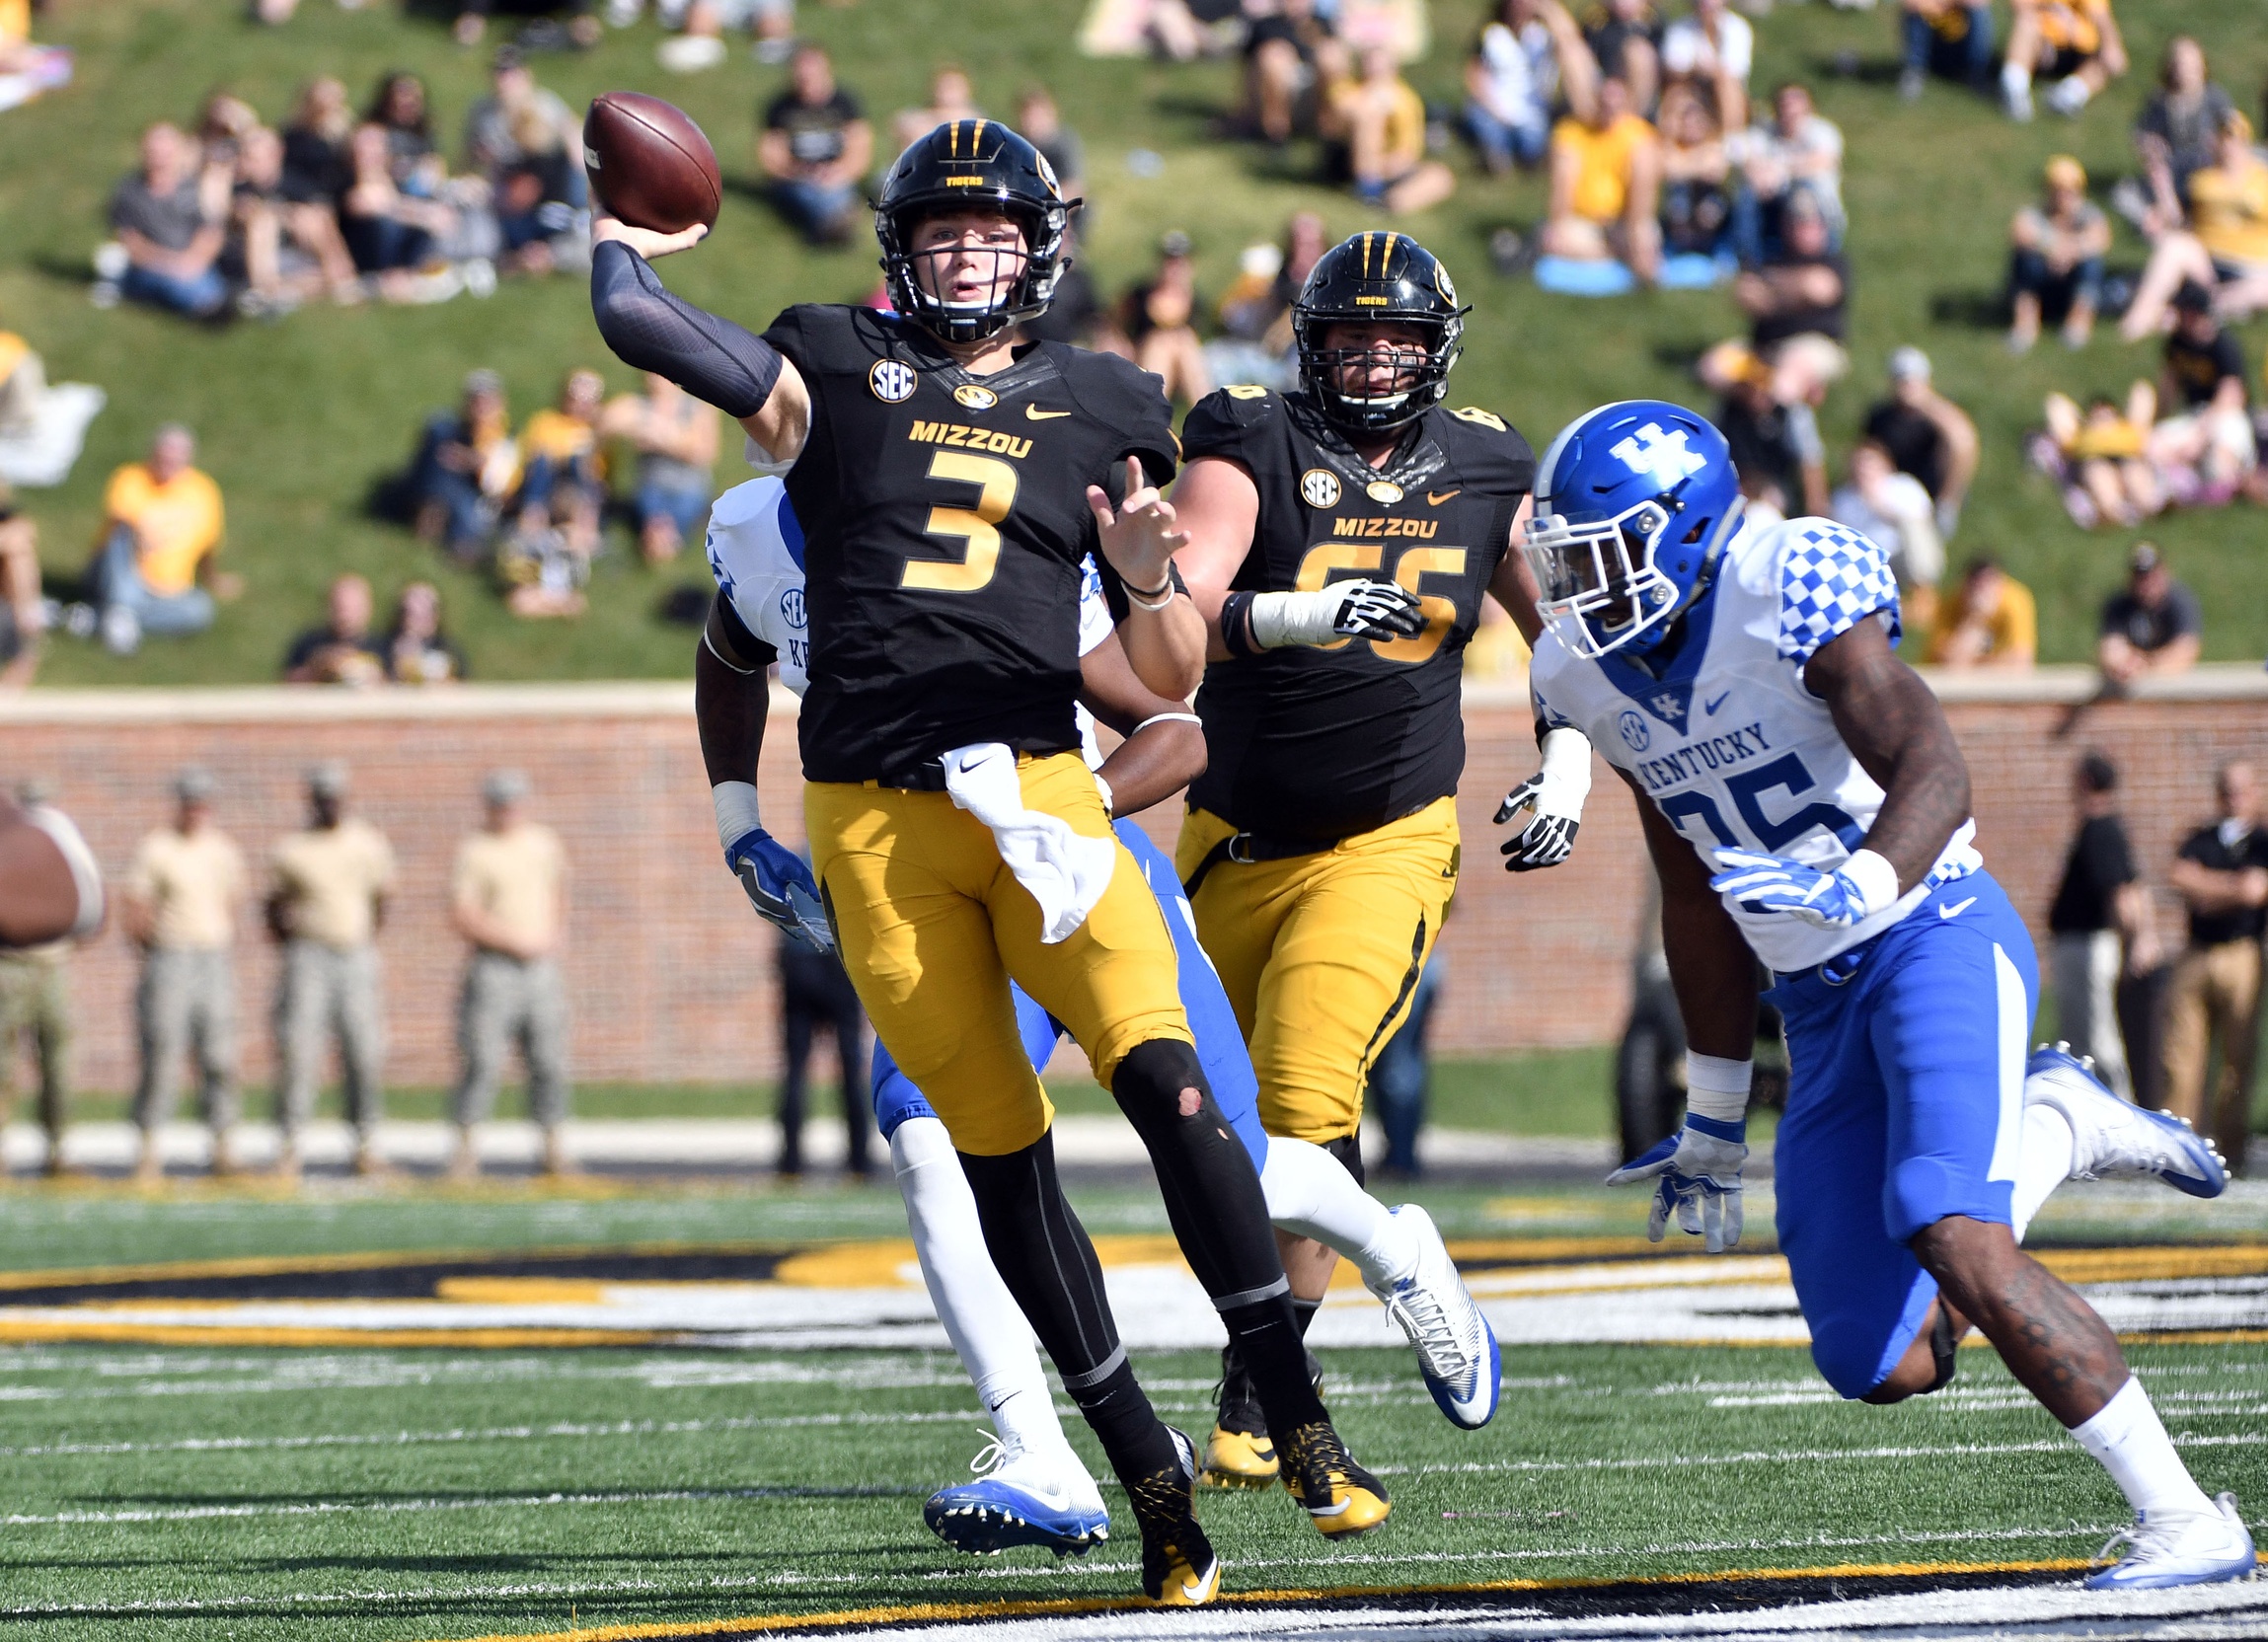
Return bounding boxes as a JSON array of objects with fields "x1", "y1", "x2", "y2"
[
  {"x1": 869, "y1": 360, "x2": 918, "y2": 404},
  {"x1": 1611, "y1": 423, "x2": 1707, "y2": 491}
]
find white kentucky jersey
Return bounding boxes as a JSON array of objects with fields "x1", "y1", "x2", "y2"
[
  {"x1": 1530, "y1": 514, "x2": 1980, "y2": 975},
  {"x1": 705, "y1": 477, "x2": 1116, "y2": 765}
]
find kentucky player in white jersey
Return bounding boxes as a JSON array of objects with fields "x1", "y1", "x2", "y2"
[
  {"x1": 1524, "y1": 401, "x2": 2252, "y2": 1591},
  {"x1": 706, "y1": 475, "x2": 1497, "y2": 1556}
]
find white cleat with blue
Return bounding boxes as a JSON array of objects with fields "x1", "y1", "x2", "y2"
[
  {"x1": 2026, "y1": 1042, "x2": 2228, "y2": 1199},
  {"x1": 923, "y1": 1434, "x2": 1110, "y2": 1557},
  {"x1": 1368, "y1": 1203, "x2": 1501, "y2": 1430},
  {"x1": 2087, "y1": 1492, "x2": 2257, "y2": 1590}
]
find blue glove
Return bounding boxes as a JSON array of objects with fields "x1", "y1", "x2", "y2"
[
  {"x1": 1709, "y1": 848, "x2": 1874, "y2": 930},
  {"x1": 725, "y1": 829, "x2": 834, "y2": 953},
  {"x1": 1606, "y1": 1115, "x2": 1746, "y2": 1252}
]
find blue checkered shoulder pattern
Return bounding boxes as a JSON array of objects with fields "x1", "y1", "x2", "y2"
[{"x1": 1775, "y1": 521, "x2": 1901, "y2": 666}]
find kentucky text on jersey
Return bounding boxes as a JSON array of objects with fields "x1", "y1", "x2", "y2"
[{"x1": 1626, "y1": 720, "x2": 1775, "y2": 792}]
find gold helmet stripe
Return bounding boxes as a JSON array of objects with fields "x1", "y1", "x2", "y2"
[
  {"x1": 1383, "y1": 230, "x2": 1399, "y2": 267},
  {"x1": 972, "y1": 117, "x2": 987, "y2": 151},
  {"x1": 1359, "y1": 231, "x2": 1374, "y2": 276}
]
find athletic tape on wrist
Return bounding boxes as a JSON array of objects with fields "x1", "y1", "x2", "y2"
[
  {"x1": 1685, "y1": 1052, "x2": 1752, "y2": 1127},
  {"x1": 1842, "y1": 849, "x2": 1902, "y2": 919},
  {"x1": 712, "y1": 781, "x2": 763, "y2": 853}
]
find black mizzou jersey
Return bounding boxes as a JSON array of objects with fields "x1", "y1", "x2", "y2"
[
  {"x1": 761, "y1": 303, "x2": 1179, "y2": 785},
  {"x1": 1183, "y1": 387, "x2": 1536, "y2": 844}
]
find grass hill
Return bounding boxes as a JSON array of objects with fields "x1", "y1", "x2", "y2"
[{"x1": 1, "y1": 0, "x2": 2262, "y2": 685}]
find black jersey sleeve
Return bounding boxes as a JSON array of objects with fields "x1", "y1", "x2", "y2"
[
  {"x1": 1437, "y1": 405, "x2": 1539, "y2": 497},
  {"x1": 590, "y1": 241, "x2": 783, "y2": 419},
  {"x1": 1070, "y1": 349, "x2": 1180, "y2": 489},
  {"x1": 1180, "y1": 387, "x2": 1277, "y2": 470}
]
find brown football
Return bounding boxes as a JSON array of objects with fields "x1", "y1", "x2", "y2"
[{"x1": 583, "y1": 92, "x2": 721, "y2": 234}]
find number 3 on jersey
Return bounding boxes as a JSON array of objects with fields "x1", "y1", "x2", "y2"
[
  {"x1": 1292, "y1": 542, "x2": 1467, "y2": 662},
  {"x1": 903, "y1": 451, "x2": 1019, "y2": 593}
]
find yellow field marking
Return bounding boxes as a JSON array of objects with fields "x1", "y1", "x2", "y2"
[
  {"x1": 0, "y1": 1239, "x2": 790, "y2": 1295},
  {"x1": 434, "y1": 1279, "x2": 615, "y2": 1306},
  {"x1": 412, "y1": 1551, "x2": 2149, "y2": 1642}
]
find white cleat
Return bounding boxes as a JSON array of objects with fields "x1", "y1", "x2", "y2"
[
  {"x1": 2087, "y1": 1491, "x2": 2258, "y2": 1590},
  {"x1": 2026, "y1": 1042, "x2": 2227, "y2": 1200},
  {"x1": 1367, "y1": 1204, "x2": 1500, "y2": 1430},
  {"x1": 922, "y1": 1434, "x2": 1110, "y2": 1557}
]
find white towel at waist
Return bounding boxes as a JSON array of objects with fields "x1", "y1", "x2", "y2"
[{"x1": 939, "y1": 744, "x2": 1116, "y2": 944}]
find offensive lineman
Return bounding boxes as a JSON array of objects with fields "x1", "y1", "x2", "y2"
[
  {"x1": 1172, "y1": 232, "x2": 1592, "y2": 1482},
  {"x1": 707, "y1": 475, "x2": 1488, "y2": 1553},
  {"x1": 594, "y1": 120, "x2": 1376, "y2": 1604},
  {"x1": 1526, "y1": 399, "x2": 2253, "y2": 1590}
]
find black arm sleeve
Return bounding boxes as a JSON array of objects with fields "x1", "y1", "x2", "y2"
[{"x1": 590, "y1": 240, "x2": 785, "y2": 420}]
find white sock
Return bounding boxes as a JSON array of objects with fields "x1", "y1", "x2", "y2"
[
  {"x1": 2001, "y1": 60, "x2": 2031, "y2": 98},
  {"x1": 2050, "y1": 74, "x2": 2091, "y2": 112},
  {"x1": 890, "y1": 1117, "x2": 1068, "y2": 1456},
  {"x1": 1259, "y1": 1137, "x2": 1420, "y2": 1287},
  {"x1": 2071, "y1": 1377, "x2": 2216, "y2": 1522},
  {"x1": 2010, "y1": 1102, "x2": 2076, "y2": 1244}
]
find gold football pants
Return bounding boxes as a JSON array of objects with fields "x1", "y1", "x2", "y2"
[
  {"x1": 1176, "y1": 796, "x2": 1458, "y2": 1144},
  {"x1": 805, "y1": 752, "x2": 1192, "y2": 1157}
]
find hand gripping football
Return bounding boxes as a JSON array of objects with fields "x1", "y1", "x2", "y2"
[{"x1": 584, "y1": 92, "x2": 722, "y2": 234}]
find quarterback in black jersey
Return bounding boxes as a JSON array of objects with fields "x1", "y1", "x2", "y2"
[
  {"x1": 1174, "y1": 233, "x2": 1597, "y2": 1479},
  {"x1": 591, "y1": 119, "x2": 1384, "y2": 1604}
]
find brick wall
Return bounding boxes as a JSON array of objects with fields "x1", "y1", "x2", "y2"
[{"x1": 6, "y1": 672, "x2": 2265, "y2": 1093}]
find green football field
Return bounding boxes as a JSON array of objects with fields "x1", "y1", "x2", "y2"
[{"x1": 2, "y1": 1174, "x2": 2265, "y2": 1641}]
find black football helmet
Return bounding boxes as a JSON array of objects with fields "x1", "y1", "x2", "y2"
[
  {"x1": 1292, "y1": 232, "x2": 1469, "y2": 435},
  {"x1": 874, "y1": 119, "x2": 1077, "y2": 344}
]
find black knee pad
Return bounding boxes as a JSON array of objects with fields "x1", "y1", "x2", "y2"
[
  {"x1": 1111, "y1": 1037, "x2": 1217, "y2": 1127},
  {"x1": 1920, "y1": 1300, "x2": 1960, "y2": 1395},
  {"x1": 1324, "y1": 1132, "x2": 1367, "y2": 1188}
]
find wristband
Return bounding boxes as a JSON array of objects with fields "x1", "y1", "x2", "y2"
[
  {"x1": 713, "y1": 781, "x2": 763, "y2": 853},
  {"x1": 1221, "y1": 591, "x2": 1259, "y2": 659},
  {"x1": 1841, "y1": 849, "x2": 1902, "y2": 919},
  {"x1": 1123, "y1": 578, "x2": 1174, "y2": 612},
  {"x1": 1685, "y1": 1052, "x2": 1752, "y2": 1126},
  {"x1": 1133, "y1": 712, "x2": 1202, "y2": 733},
  {"x1": 1094, "y1": 774, "x2": 1114, "y2": 818}
]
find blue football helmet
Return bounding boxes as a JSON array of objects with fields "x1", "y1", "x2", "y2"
[{"x1": 1524, "y1": 400, "x2": 1745, "y2": 659}]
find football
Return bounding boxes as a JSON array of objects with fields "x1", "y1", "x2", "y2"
[{"x1": 583, "y1": 92, "x2": 722, "y2": 235}]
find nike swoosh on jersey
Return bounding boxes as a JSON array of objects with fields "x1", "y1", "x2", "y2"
[
  {"x1": 1703, "y1": 691, "x2": 1730, "y2": 714},
  {"x1": 1939, "y1": 896, "x2": 1978, "y2": 920},
  {"x1": 1426, "y1": 488, "x2": 1460, "y2": 505},
  {"x1": 1024, "y1": 406, "x2": 1072, "y2": 420}
]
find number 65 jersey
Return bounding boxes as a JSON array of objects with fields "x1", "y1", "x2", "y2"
[
  {"x1": 761, "y1": 302, "x2": 1179, "y2": 786},
  {"x1": 1529, "y1": 516, "x2": 1981, "y2": 975}
]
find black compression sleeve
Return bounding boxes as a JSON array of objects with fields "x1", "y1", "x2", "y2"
[{"x1": 590, "y1": 240, "x2": 784, "y2": 419}]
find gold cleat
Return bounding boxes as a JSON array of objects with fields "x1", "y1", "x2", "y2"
[
  {"x1": 1133, "y1": 1428, "x2": 1222, "y2": 1606},
  {"x1": 1279, "y1": 1420, "x2": 1392, "y2": 1539},
  {"x1": 1199, "y1": 1422, "x2": 1279, "y2": 1489}
]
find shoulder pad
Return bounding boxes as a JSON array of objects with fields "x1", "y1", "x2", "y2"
[
  {"x1": 1183, "y1": 386, "x2": 1279, "y2": 460},
  {"x1": 1770, "y1": 517, "x2": 1901, "y2": 665}
]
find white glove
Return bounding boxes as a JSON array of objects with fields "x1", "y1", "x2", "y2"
[
  {"x1": 1496, "y1": 726, "x2": 1591, "y2": 871},
  {"x1": 1249, "y1": 580, "x2": 1426, "y2": 647},
  {"x1": 1607, "y1": 1117, "x2": 1747, "y2": 1252}
]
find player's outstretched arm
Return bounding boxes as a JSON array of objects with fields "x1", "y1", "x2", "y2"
[
  {"x1": 589, "y1": 218, "x2": 811, "y2": 468},
  {"x1": 696, "y1": 597, "x2": 831, "y2": 952},
  {"x1": 1171, "y1": 456, "x2": 1261, "y2": 663},
  {"x1": 1805, "y1": 618, "x2": 1971, "y2": 893},
  {"x1": 1078, "y1": 632, "x2": 1205, "y2": 819}
]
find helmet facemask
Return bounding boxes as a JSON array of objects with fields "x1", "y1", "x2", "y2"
[
  {"x1": 1295, "y1": 312, "x2": 1460, "y2": 435},
  {"x1": 1526, "y1": 494, "x2": 1742, "y2": 659},
  {"x1": 879, "y1": 200, "x2": 1067, "y2": 344}
]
